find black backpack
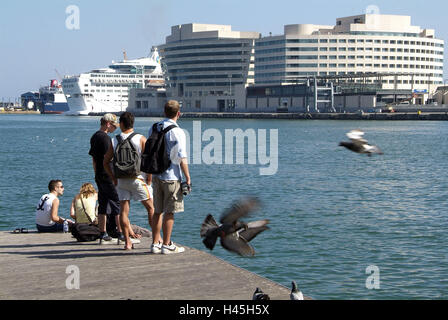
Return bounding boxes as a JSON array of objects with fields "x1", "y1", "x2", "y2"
[
  {"x1": 70, "y1": 223, "x2": 101, "y2": 242},
  {"x1": 113, "y1": 132, "x2": 141, "y2": 178},
  {"x1": 141, "y1": 123, "x2": 177, "y2": 174}
]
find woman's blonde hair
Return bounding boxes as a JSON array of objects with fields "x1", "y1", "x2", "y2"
[{"x1": 79, "y1": 183, "x2": 97, "y2": 198}]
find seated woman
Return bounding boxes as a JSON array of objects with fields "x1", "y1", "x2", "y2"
[
  {"x1": 36, "y1": 179, "x2": 74, "y2": 232},
  {"x1": 70, "y1": 183, "x2": 98, "y2": 225}
]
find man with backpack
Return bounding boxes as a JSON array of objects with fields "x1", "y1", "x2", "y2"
[
  {"x1": 103, "y1": 112, "x2": 157, "y2": 250},
  {"x1": 144, "y1": 100, "x2": 191, "y2": 254}
]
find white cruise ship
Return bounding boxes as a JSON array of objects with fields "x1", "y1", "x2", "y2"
[{"x1": 62, "y1": 47, "x2": 164, "y2": 115}]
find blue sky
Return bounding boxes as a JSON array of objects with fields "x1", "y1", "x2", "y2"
[{"x1": 1, "y1": 0, "x2": 447, "y2": 99}]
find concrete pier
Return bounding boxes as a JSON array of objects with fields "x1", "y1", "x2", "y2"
[
  {"x1": 103, "y1": 111, "x2": 448, "y2": 121},
  {"x1": 0, "y1": 110, "x2": 40, "y2": 114},
  {"x1": 0, "y1": 231, "x2": 305, "y2": 300}
]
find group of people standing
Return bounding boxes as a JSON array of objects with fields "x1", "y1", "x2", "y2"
[{"x1": 35, "y1": 100, "x2": 191, "y2": 254}]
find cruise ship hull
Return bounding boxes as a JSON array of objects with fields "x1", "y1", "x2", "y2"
[
  {"x1": 65, "y1": 97, "x2": 128, "y2": 115},
  {"x1": 42, "y1": 102, "x2": 70, "y2": 114}
]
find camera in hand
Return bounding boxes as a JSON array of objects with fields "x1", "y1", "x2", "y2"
[{"x1": 181, "y1": 182, "x2": 191, "y2": 196}]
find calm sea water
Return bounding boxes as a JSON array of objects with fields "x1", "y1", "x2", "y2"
[{"x1": 1, "y1": 114, "x2": 447, "y2": 300}]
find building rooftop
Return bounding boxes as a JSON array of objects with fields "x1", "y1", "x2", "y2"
[
  {"x1": 166, "y1": 23, "x2": 260, "y2": 42},
  {"x1": 281, "y1": 13, "x2": 437, "y2": 38}
]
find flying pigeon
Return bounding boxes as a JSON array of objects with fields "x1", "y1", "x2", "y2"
[
  {"x1": 290, "y1": 281, "x2": 304, "y2": 300},
  {"x1": 200, "y1": 197, "x2": 270, "y2": 256},
  {"x1": 252, "y1": 287, "x2": 270, "y2": 300},
  {"x1": 339, "y1": 129, "x2": 383, "y2": 156}
]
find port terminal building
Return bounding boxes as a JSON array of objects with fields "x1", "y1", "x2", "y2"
[{"x1": 128, "y1": 14, "x2": 444, "y2": 114}]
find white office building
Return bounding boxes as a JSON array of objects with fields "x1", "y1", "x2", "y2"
[
  {"x1": 159, "y1": 23, "x2": 260, "y2": 112},
  {"x1": 255, "y1": 14, "x2": 444, "y2": 94}
]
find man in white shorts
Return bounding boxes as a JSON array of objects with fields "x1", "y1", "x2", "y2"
[{"x1": 103, "y1": 112, "x2": 158, "y2": 250}]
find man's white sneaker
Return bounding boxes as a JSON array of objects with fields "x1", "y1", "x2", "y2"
[
  {"x1": 150, "y1": 242, "x2": 162, "y2": 254},
  {"x1": 161, "y1": 242, "x2": 185, "y2": 254},
  {"x1": 99, "y1": 238, "x2": 119, "y2": 245}
]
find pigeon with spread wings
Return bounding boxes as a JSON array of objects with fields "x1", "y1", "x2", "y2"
[
  {"x1": 339, "y1": 129, "x2": 383, "y2": 156},
  {"x1": 200, "y1": 197, "x2": 270, "y2": 256}
]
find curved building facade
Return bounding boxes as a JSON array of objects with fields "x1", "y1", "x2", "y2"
[
  {"x1": 255, "y1": 14, "x2": 444, "y2": 92},
  {"x1": 159, "y1": 23, "x2": 259, "y2": 111}
]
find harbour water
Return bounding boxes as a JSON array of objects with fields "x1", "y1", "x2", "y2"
[{"x1": 1, "y1": 114, "x2": 447, "y2": 299}]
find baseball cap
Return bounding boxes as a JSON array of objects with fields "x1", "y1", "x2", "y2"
[{"x1": 101, "y1": 113, "x2": 119, "y2": 127}]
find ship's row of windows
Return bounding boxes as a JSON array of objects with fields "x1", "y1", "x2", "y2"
[
  {"x1": 256, "y1": 38, "x2": 443, "y2": 47},
  {"x1": 109, "y1": 65, "x2": 156, "y2": 71},
  {"x1": 91, "y1": 83, "x2": 127, "y2": 87},
  {"x1": 256, "y1": 47, "x2": 444, "y2": 55},
  {"x1": 88, "y1": 90, "x2": 129, "y2": 93},
  {"x1": 91, "y1": 74, "x2": 163, "y2": 79}
]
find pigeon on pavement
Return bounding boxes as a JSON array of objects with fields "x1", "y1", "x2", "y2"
[
  {"x1": 290, "y1": 281, "x2": 304, "y2": 300},
  {"x1": 252, "y1": 287, "x2": 270, "y2": 300}
]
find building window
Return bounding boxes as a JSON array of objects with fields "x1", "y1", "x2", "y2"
[{"x1": 136, "y1": 101, "x2": 141, "y2": 109}]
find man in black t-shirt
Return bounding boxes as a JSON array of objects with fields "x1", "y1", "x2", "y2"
[{"x1": 89, "y1": 113, "x2": 121, "y2": 241}]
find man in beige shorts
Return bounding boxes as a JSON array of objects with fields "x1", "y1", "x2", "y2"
[{"x1": 148, "y1": 100, "x2": 191, "y2": 254}]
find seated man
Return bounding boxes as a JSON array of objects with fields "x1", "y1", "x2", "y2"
[{"x1": 36, "y1": 180, "x2": 74, "y2": 232}]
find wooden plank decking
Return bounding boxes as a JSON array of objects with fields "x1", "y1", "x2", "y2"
[{"x1": 0, "y1": 231, "x2": 305, "y2": 300}]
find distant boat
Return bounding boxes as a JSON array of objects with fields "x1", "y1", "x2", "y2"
[
  {"x1": 20, "y1": 79, "x2": 69, "y2": 114},
  {"x1": 39, "y1": 80, "x2": 69, "y2": 114}
]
